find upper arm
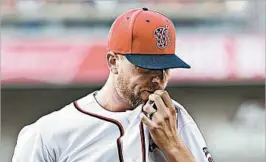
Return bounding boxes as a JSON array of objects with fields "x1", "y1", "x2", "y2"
[{"x1": 12, "y1": 124, "x2": 54, "y2": 162}]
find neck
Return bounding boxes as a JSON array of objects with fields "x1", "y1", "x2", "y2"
[{"x1": 95, "y1": 76, "x2": 132, "y2": 112}]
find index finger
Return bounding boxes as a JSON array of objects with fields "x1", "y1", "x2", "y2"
[
  {"x1": 154, "y1": 90, "x2": 175, "y2": 110},
  {"x1": 148, "y1": 93, "x2": 166, "y2": 112}
]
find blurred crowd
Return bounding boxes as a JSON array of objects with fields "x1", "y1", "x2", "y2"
[{"x1": 1, "y1": 0, "x2": 265, "y2": 33}]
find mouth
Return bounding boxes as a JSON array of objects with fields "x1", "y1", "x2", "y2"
[
  {"x1": 142, "y1": 87, "x2": 163, "y2": 93},
  {"x1": 140, "y1": 90, "x2": 154, "y2": 101},
  {"x1": 143, "y1": 90, "x2": 155, "y2": 94}
]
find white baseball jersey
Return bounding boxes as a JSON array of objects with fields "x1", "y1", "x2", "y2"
[{"x1": 12, "y1": 91, "x2": 213, "y2": 162}]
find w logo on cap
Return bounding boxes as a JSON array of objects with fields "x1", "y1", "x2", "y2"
[{"x1": 154, "y1": 25, "x2": 171, "y2": 49}]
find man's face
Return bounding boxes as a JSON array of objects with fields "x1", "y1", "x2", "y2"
[{"x1": 114, "y1": 55, "x2": 170, "y2": 109}]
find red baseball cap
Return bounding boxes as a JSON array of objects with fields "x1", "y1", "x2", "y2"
[{"x1": 107, "y1": 8, "x2": 190, "y2": 70}]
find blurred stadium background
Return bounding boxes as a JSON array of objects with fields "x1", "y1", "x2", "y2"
[{"x1": 0, "y1": 0, "x2": 265, "y2": 162}]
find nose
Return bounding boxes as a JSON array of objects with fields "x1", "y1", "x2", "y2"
[
  {"x1": 151, "y1": 70, "x2": 164, "y2": 83},
  {"x1": 152, "y1": 77, "x2": 161, "y2": 84}
]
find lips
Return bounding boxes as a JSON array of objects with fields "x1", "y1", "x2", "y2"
[
  {"x1": 143, "y1": 90, "x2": 155, "y2": 94},
  {"x1": 141, "y1": 86, "x2": 163, "y2": 95},
  {"x1": 141, "y1": 90, "x2": 153, "y2": 99}
]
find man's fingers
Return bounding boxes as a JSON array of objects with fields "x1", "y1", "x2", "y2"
[
  {"x1": 148, "y1": 93, "x2": 166, "y2": 112},
  {"x1": 140, "y1": 113, "x2": 156, "y2": 129},
  {"x1": 154, "y1": 90, "x2": 176, "y2": 115},
  {"x1": 154, "y1": 90, "x2": 174, "y2": 109},
  {"x1": 143, "y1": 102, "x2": 157, "y2": 115}
]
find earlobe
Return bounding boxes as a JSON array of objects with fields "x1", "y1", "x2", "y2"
[{"x1": 106, "y1": 52, "x2": 119, "y2": 74}]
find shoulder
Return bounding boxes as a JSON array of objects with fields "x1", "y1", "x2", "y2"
[
  {"x1": 20, "y1": 92, "x2": 98, "y2": 143},
  {"x1": 14, "y1": 92, "x2": 102, "y2": 161},
  {"x1": 171, "y1": 99, "x2": 196, "y2": 125},
  {"x1": 171, "y1": 100, "x2": 209, "y2": 158},
  {"x1": 39, "y1": 92, "x2": 97, "y2": 132}
]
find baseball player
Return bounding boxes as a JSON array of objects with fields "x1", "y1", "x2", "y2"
[{"x1": 12, "y1": 8, "x2": 214, "y2": 162}]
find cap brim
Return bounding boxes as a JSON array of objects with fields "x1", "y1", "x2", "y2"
[{"x1": 125, "y1": 54, "x2": 191, "y2": 70}]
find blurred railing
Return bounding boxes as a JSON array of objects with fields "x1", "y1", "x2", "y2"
[{"x1": 1, "y1": 0, "x2": 265, "y2": 87}]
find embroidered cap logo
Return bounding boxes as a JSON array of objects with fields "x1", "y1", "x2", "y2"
[{"x1": 154, "y1": 25, "x2": 171, "y2": 49}]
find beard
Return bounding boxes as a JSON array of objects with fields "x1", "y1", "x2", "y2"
[
  {"x1": 115, "y1": 74, "x2": 164, "y2": 109},
  {"x1": 130, "y1": 91, "x2": 145, "y2": 108},
  {"x1": 116, "y1": 75, "x2": 145, "y2": 109}
]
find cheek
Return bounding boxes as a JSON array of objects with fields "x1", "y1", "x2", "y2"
[
  {"x1": 131, "y1": 78, "x2": 142, "y2": 90},
  {"x1": 120, "y1": 73, "x2": 140, "y2": 90},
  {"x1": 164, "y1": 75, "x2": 170, "y2": 85},
  {"x1": 162, "y1": 72, "x2": 170, "y2": 86},
  {"x1": 129, "y1": 76, "x2": 146, "y2": 91},
  {"x1": 134, "y1": 76, "x2": 152, "y2": 89}
]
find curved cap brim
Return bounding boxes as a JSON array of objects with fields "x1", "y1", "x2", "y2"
[{"x1": 125, "y1": 54, "x2": 191, "y2": 70}]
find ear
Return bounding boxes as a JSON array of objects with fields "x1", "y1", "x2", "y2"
[{"x1": 106, "y1": 51, "x2": 119, "y2": 74}]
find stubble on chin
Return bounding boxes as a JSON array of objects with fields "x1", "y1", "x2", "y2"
[{"x1": 129, "y1": 91, "x2": 147, "y2": 108}]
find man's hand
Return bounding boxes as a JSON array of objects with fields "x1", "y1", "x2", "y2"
[{"x1": 140, "y1": 90, "x2": 195, "y2": 162}]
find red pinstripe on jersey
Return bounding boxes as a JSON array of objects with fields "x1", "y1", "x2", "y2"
[
  {"x1": 139, "y1": 122, "x2": 146, "y2": 162},
  {"x1": 73, "y1": 101, "x2": 125, "y2": 162}
]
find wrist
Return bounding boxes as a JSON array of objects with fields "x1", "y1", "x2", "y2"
[
  {"x1": 162, "y1": 146, "x2": 182, "y2": 158},
  {"x1": 162, "y1": 145, "x2": 196, "y2": 162}
]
